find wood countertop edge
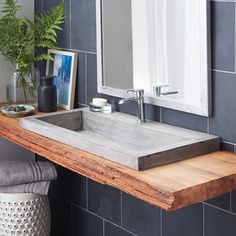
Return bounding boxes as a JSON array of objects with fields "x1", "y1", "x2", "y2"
[
  {"x1": 0, "y1": 121, "x2": 175, "y2": 210},
  {"x1": 0, "y1": 114, "x2": 236, "y2": 211},
  {"x1": 171, "y1": 174, "x2": 236, "y2": 210}
]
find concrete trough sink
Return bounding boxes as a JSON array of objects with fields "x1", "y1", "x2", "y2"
[{"x1": 20, "y1": 108, "x2": 220, "y2": 170}]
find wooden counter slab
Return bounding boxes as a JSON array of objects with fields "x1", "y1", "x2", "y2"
[{"x1": 0, "y1": 106, "x2": 236, "y2": 211}]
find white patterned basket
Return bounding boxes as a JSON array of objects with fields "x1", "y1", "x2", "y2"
[{"x1": 0, "y1": 193, "x2": 51, "y2": 236}]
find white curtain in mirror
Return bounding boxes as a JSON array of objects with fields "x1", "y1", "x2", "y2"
[
  {"x1": 132, "y1": 0, "x2": 202, "y2": 106},
  {"x1": 131, "y1": 0, "x2": 151, "y2": 92}
]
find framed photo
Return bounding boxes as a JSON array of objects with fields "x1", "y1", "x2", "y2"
[{"x1": 46, "y1": 49, "x2": 78, "y2": 110}]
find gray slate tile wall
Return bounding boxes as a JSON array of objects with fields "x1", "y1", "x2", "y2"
[{"x1": 35, "y1": 0, "x2": 236, "y2": 235}]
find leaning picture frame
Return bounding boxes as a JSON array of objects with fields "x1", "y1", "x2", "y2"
[{"x1": 46, "y1": 49, "x2": 78, "y2": 110}]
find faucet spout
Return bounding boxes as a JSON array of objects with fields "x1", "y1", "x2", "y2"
[
  {"x1": 119, "y1": 89, "x2": 145, "y2": 123},
  {"x1": 119, "y1": 97, "x2": 138, "y2": 105}
]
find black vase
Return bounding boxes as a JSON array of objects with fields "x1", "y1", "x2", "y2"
[{"x1": 38, "y1": 76, "x2": 57, "y2": 112}]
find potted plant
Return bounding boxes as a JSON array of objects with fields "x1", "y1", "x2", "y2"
[{"x1": 0, "y1": 0, "x2": 65, "y2": 103}]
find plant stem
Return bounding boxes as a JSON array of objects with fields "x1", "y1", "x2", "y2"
[
  {"x1": 19, "y1": 74, "x2": 28, "y2": 104},
  {"x1": 23, "y1": 86, "x2": 27, "y2": 104}
]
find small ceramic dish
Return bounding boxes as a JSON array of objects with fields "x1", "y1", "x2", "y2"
[{"x1": 0, "y1": 104, "x2": 35, "y2": 118}]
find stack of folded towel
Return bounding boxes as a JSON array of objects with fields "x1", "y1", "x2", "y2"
[{"x1": 0, "y1": 161, "x2": 57, "y2": 195}]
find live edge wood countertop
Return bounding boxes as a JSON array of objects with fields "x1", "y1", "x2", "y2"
[{"x1": 0, "y1": 105, "x2": 236, "y2": 211}]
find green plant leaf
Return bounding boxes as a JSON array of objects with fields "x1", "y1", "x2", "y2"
[{"x1": 0, "y1": 0, "x2": 65, "y2": 77}]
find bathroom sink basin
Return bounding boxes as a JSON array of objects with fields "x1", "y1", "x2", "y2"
[{"x1": 20, "y1": 109, "x2": 220, "y2": 170}]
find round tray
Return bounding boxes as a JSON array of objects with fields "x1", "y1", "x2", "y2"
[{"x1": 0, "y1": 104, "x2": 35, "y2": 118}]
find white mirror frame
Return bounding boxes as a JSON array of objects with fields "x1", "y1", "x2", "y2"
[{"x1": 96, "y1": 0, "x2": 211, "y2": 117}]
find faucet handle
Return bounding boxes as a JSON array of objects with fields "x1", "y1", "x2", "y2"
[
  {"x1": 153, "y1": 85, "x2": 169, "y2": 97},
  {"x1": 127, "y1": 89, "x2": 144, "y2": 98}
]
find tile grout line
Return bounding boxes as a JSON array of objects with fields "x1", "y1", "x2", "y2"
[
  {"x1": 203, "y1": 202, "x2": 236, "y2": 216},
  {"x1": 103, "y1": 219, "x2": 105, "y2": 236},
  {"x1": 212, "y1": 0, "x2": 236, "y2": 2},
  {"x1": 160, "y1": 209, "x2": 163, "y2": 236},
  {"x1": 66, "y1": 195, "x2": 137, "y2": 236},
  {"x1": 63, "y1": 194, "x2": 137, "y2": 236},
  {"x1": 160, "y1": 107, "x2": 163, "y2": 123},
  {"x1": 103, "y1": 219, "x2": 137, "y2": 236},
  {"x1": 69, "y1": 0, "x2": 72, "y2": 49},
  {"x1": 70, "y1": 203, "x2": 74, "y2": 236},
  {"x1": 78, "y1": 103, "x2": 88, "y2": 107},
  {"x1": 203, "y1": 203, "x2": 205, "y2": 236},
  {"x1": 212, "y1": 69, "x2": 236, "y2": 74},
  {"x1": 207, "y1": 117, "x2": 210, "y2": 134},
  {"x1": 235, "y1": 1, "x2": 236, "y2": 72},
  {"x1": 230, "y1": 191, "x2": 232, "y2": 212},
  {"x1": 86, "y1": 177, "x2": 89, "y2": 210},
  {"x1": 121, "y1": 191, "x2": 123, "y2": 227},
  {"x1": 85, "y1": 52, "x2": 88, "y2": 105},
  {"x1": 72, "y1": 202, "x2": 105, "y2": 219},
  {"x1": 221, "y1": 140, "x2": 236, "y2": 146},
  {"x1": 61, "y1": 47, "x2": 97, "y2": 55}
]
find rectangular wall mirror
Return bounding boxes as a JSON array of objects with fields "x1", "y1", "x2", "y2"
[{"x1": 96, "y1": 0, "x2": 211, "y2": 116}]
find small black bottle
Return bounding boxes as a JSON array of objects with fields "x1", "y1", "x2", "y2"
[{"x1": 38, "y1": 76, "x2": 57, "y2": 112}]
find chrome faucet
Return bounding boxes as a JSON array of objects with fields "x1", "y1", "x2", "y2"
[
  {"x1": 119, "y1": 89, "x2": 145, "y2": 123},
  {"x1": 153, "y1": 85, "x2": 178, "y2": 97}
]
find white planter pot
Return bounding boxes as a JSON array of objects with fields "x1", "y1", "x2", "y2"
[{"x1": 0, "y1": 193, "x2": 50, "y2": 236}]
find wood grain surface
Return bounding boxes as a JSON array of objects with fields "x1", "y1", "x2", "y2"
[{"x1": 0, "y1": 104, "x2": 235, "y2": 211}]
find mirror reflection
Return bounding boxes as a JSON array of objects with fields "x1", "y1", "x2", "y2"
[{"x1": 98, "y1": 0, "x2": 210, "y2": 116}]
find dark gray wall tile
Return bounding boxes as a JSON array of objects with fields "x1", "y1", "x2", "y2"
[
  {"x1": 205, "y1": 205, "x2": 236, "y2": 236},
  {"x1": 35, "y1": 1, "x2": 236, "y2": 236},
  {"x1": 49, "y1": 165, "x2": 87, "y2": 208},
  {"x1": 105, "y1": 222, "x2": 135, "y2": 236},
  {"x1": 35, "y1": 0, "x2": 42, "y2": 16},
  {"x1": 211, "y1": 2, "x2": 235, "y2": 72},
  {"x1": 206, "y1": 193, "x2": 231, "y2": 211},
  {"x1": 145, "y1": 104, "x2": 160, "y2": 122},
  {"x1": 35, "y1": 47, "x2": 47, "y2": 76},
  {"x1": 220, "y1": 142, "x2": 235, "y2": 152},
  {"x1": 88, "y1": 180, "x2": 121, "y2": 225},
  {"x1": 0, "y1": 137, "x2": 34, "y2": 161},
  {"x1": 73, "y1": 206, "x2": 103, "y2": 236},
  {"x1": 119, "y1": 102, "x2": 137, "y2": 117},
  {"x1": 230, "y1": 191, "x2": 236, "y2": 213},
  {"x1": 122, "y1": 193, "x2": 160, "y2": 236},
  {"x1": 87, "y1": 53, "x2": 100, "y2": 103},
  {"x1": 50, "y1": 195, "x2": 72, "y2": 236},
  {"x1": 162, "y1": 108, "x2": 208, "y2": 132},
  {"x1": 209, "y1": 71, "x2": 236, "y2": 142},
  {"x1": 162, "y1": 204, "x2": 203, "y2": 236},
  {"x1": 71, "y1": 0, "x2": 96, "y2": 52},
  {"x1": 78, "y1": 52, "x2": 87, "y2": 104},
  {"x1": 43, "y1": 0, "x2": 60, "y2": 9}
]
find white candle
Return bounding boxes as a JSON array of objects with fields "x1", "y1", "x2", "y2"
[{"x1": 92, "y1": 98, "x2": 108, "y2": 107}]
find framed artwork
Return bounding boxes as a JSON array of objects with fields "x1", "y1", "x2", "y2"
[{"x1": 46, "y1": 49, "x2": 78, "y2": 110}]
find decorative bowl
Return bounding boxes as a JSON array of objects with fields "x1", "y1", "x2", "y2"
[{"x1": 0, "y1": 104, "x2": 35, "y2": 118}]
